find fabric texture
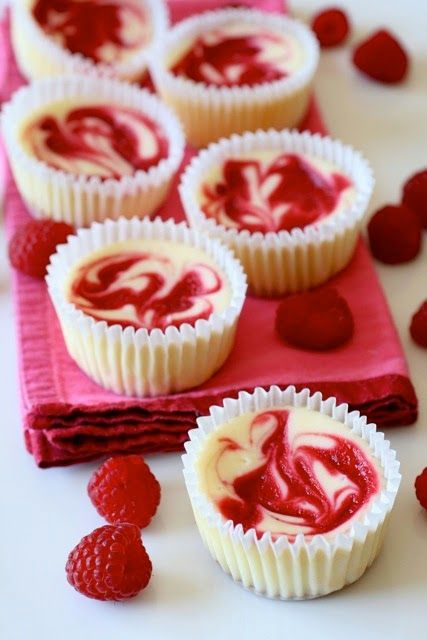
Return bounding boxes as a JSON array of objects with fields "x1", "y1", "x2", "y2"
[{"x1": 0, "y1": 0, "x2": 417, "y2": 467}]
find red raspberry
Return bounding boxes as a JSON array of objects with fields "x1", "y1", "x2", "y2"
[
  {"x1": 353, "y1": 30, "x2": 409, "y2": 84},
  {"x1": 8, "y1": 219, "x2": 74, "y2": 278},
  {"x1": 88, "y1": 455, "x2": 161, "y2": 528},
  {"x1": 410, "y1": 300, "x2": 427, "y2": 348},
  {"x1": 402, "y1": 170, "x2": 427, "y2": 229},
  {"x1": 275, "y1": 288, "x2": 354, "y2": 351},
  {"x1": 311, "y1": 7, "x2": 350, "y2": 48},
  {"x1": 66, "y1": 524, "x2": 152, "y2": 601},
  {"x1": 415, "y1": 468, "x2": 427, "y2": 510},
  {"x1": 367, "y1": 204, "x2": 422, "y2": 264}
]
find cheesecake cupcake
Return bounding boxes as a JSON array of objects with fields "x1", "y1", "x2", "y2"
[
  {"x1": 180, "y1": 129, "x2": 374, "y2": 296},
  {"x1": 150, "y1": 8, "x2": 319, "y2": 147},
  {"x1": 183, "y1": 385, "x2": 400, "y2": 600},
  {"x1": 11, "y1": 0, "x2": 168, "y2": 82},
  {"x1": 46, "y1": 216, "x2": 247, "y2": 397},
  {"x1": 2, "y1": 75, "x2": 185, "y2": 226}
]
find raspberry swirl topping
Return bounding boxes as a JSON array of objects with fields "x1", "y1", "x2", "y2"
[
  {"x1": 21, "y1": 102, "x2": 169, "y2": 179},
  {"x1": 199, "y1": 152, "x2": 354, "y2": 233},
  {"x1": 67, "y1": 239, "x2": 230, "y2": 330},
  {"x1": 32, "y1": 0, "x2": 151, "y2": 64},
  {"x1": 197, "y1": 407, "x2": 381, "y2": 539},
  {"x1": 170, "y1": 22, "x2": 304, "y2": 87}
]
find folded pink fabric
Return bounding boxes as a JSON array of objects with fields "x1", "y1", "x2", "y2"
[
  {"x1": 168, "y1": 0, "x2": 284, "y2": 22},
  {"x1": 1, "y1": 2, "x2": 417, "y2": 467}
]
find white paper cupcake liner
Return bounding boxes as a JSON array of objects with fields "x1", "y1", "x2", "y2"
[
  {"x1": 180, "y1": 128, "x2": 374, "y2": 296},
  {"x1": 182, "y1": 385, "x2": 400, "y2": 600},
  {"x1": 46, "y1": 216, "x2": 247, "y2": 397},
  {"x1": 150, "y1": 8, "x2": 319, "y2": 147},
  {"x1": 10, "y1": 0, "x2": 169, "y2": 82},
  {"x1": 1, "y1": 74, "x2": 185, "y2": 227}
]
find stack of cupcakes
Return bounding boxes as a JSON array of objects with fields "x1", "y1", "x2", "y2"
[
  {"x1": 3, "y1": 1, "x2": 334, "y2": 391},
  {"x1": 3, "y1": 1, "x2": 395, "y2": 601}
]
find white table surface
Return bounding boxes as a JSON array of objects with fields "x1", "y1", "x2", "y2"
[{"x1": 1, "y1": 1, "x2": 426, "y2": 638}]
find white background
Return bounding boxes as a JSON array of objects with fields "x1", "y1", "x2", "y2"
[{"x1": 1, "y1": 1, "x2": 426, "y2": 638}]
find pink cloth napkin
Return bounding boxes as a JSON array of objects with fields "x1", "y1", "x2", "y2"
[
  {"x1": 168, "y1": 0, "x2": 284, "y2": 22},
  {"x1": 1, "y1": 2, "x2": 418, "y2": 467}
]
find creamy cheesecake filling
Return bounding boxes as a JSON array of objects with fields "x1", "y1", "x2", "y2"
[
  {"x1": 197, "y1": 407, "x2": 382, "y2": 540},
  {"x1": 31, "y1": 0, "x2": 152, "y2": 64},
  {"x1": 66, "y1": 239, "x2": 231, "y2": 330},
  {"x1": 20, "y1": 100, "x2": 169, "y2": 178},
  {"x1": 197, "y1": 150, "x2": 356, "y2": 233},
  {"x1": 169, "y1": 22, "x2": 305, "y2": 87}
]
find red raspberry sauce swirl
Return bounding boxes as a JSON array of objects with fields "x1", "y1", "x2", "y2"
[
  {"x1": 25, "y1": 104, "x2": 169, "y2": 179},
  {"x1": 171, "y1": 28, "x2": 291, "y2": 87},
  {"x1": 32, "y1": 0, "x2": 149, "y2": 63},
  {"x1": 216, "y1": 410, "x2": 379, "y2": 539},
  {"x1": 201, "y1": 155, "x2": 352, "y2": 233},
  {"x1": 69, "y1": 250, "x2": 224, "y2": 330}
]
